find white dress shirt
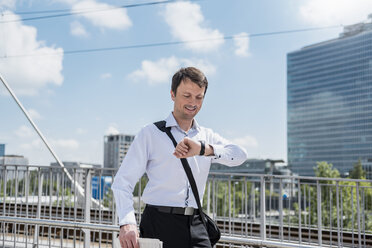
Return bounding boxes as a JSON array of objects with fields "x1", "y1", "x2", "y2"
[{"x1": 111, "y1": 113, "x2": 248, "y2": 226}]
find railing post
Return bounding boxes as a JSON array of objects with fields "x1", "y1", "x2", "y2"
[
  {"x1": 207, "y1": 180, "x2": 211, "y2": 215},
  {"x1": 112, "y1": 170, "x2": 119, "y2": 248},
  {"x1": 356, "y1": 182, "x2": 361, "y2": 248},
  {"x1": 2, "y1": 166, "x2": 6, "y2": 248},
  {"x1": 25, "y1": 167, "x2": 29, "y2": 248},
  {"x1": 317, "y1": 180, "x2": 322, "y2": 246},
  {"x1": 228, "y1": 177, "x2": 231, "y2": 235},
  {"x1": 260, "y1": 176, "x2": 266, "y2": 240},
  {"x1": 297, "y1": 179, "x2": 302, "y2": 244},
  {"x1": 49, "y1": 168, "x2": 53, "y2": 248},
  {"x1": 14, "y1": 166, "x2": 19, "y2": 248},
  {"x1": 244, "y1": 177, "x2": 248, "y2": 237},
  {"x1": 138, "y1": 176, "x2": 142, "y2": 224},
  {"x1": 351, "y1": 186, "x2": 354, "y2": 245},
  {"x1": 336, "y1": 182, "x2": 340, "y2": 248},
  {"x1": 251, "y1": 183, "x2": 255, "y2": 223},
  {"x1": 279, "y1": 178, "x2": 283, "y2": 241},
  {"x1": 84, "y1": 169, "x2": 91, "y2": 248},
  {"x1": 2, "y1": 165, "x2": 7, "y2": 216},
  {"x1": 212, "y1": 176, "x2": 216, "y2": 220},
  {"x1": 34, "y1": 168, "x2": 42, "y2": 247}
]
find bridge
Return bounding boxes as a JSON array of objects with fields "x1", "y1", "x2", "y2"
[{"x1": 1, "y1": 165, "x2": 371, "y2": 247}]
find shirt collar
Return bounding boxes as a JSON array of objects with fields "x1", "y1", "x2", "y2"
[{"x1": 165, "y1": 112, "x2": 200, "y2": 131}]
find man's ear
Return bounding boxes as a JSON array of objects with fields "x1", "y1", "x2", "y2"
[{"x1": 171, "y1": 90, "x2": 175, "y2": 101}]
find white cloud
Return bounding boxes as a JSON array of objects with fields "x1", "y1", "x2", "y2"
[
  {"x1": 299, "y1": 0, "x2": 372, "y2": 26},
  {"x1": 105, "y1": 125, "x2": 119, "y2": 135},
  {"x1": 53, "y1": 139, "x2": 79, "y2": 149},
  {"x1": 100, "y1": 73, "x2": 112, "y2": 79},
  {"x1": 71, "y1": 0, "x2": 132, "y2": 30},
  {"x1": 28, "y1": 108, "x2": 42, "y2": 120},
  {"x1": 20, "y1": 138, "x2": 79, "y2": 151},
  {"x1": 233, "y1": 32, "x2": 250, "y2": 57},
  {"x1": 232, "y1": 135, "x2": 258, "y2": 148},
  {"x1": 0, "y1": 11, "x2": 64, "y2": 96},
  {"x1": 76, "y1": 128, "x2": 87, "y2": 135},
  {"x1": 128, "y1": 56, "x2": 216, "y2": 85},
  {"x1": 70, "y1": 21, "x2": 89, "y2": 37},
  {"x1": 163, "y1": 1, "x2": 224, "y2": 52},
  {"x1": 20, "y1": 139, "x2": 42, "y2": 150},
  {"x1": 15, "y1": 125, "x2": 35, "y2": 138},
  {"x1": 0, "y1": 0, "x2": 16, "y2": 9}
]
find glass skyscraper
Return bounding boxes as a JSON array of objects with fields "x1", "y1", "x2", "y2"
[
  {"x1": 0, "y1": 144, "x2": 4, "y2": 157},
  {"x1": 287, "y1": 19, "x2": 372, "y2": 176}
]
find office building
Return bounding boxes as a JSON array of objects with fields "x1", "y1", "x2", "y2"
[
  {"x1": 362, "y1": 159, "x2": 372, "y2": 180},
  {"x1": 287, "y1": 15, "x2": 372, "y2": 176},
  {"x1": 92, "y1": 176, "x2": 112, "y2": 199},
  {"x1": 50, "y1": 161, "x2": 102, "y2": 187},
  {"x1": 0, "y1": 155, "x2": 28, "y2": 165},
  {"x1": 103, "y1": 134, "x2": 135, "y2": 170},
  {"x1": 210, "y1": 159, "x2": 291, "y2": 175},
  {"x1": 0, "y1": 144, "x2": 5, "y2": 157}
]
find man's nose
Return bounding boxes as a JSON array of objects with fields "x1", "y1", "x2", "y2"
[{"x1": 189, "y1": 97, "x2": 197, "y2": 105}]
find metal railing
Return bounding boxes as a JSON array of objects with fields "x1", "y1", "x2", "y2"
[{"x1": 1, "y1": 165, "x2": 371, "y2": 247}]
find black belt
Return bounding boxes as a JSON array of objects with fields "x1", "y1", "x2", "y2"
[{"x1": 147, "y1": 204, "x2": 199, "y2": 216}]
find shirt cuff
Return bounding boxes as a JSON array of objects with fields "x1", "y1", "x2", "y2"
[
  {"x1": 118, "y1": 210, "x2": 137, "y2": 226},
  {"x1": 211, "y1": 144, "x2": 224, "y2": 160}
]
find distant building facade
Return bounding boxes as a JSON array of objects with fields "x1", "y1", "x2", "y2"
[
  {"x1": 92, "y1": 176, "x2": 112, "y2": 200},
  {"x1": 0, "y1": 155, "x2": 28, "y2": 165},
  {"x1": 103, "y1": 134, "x2": 135, "y2": 170},
  {"x1": 362, "y1": 159, "x2": 372, "y2": 180},
  {"x1": 211, "y1": 159, "x2": 291, "y2": 176},
  {"x1": 50, "y1": 161, "x2": 102, "y2": 187},
  {"x1": 0, "y1": 144, "x2": 5, "y2": 157},
  {"x1": 287, "y1": 16, "x2": 372, "y2": 176}
]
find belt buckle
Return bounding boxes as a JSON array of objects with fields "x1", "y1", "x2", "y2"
[{"x1": 184, "y1": 207, "x2": 194, "y2": 215}]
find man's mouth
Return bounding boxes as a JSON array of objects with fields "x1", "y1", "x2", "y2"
[{"x1": 185, "y1": 106, "x2": 197, "y2": 111}]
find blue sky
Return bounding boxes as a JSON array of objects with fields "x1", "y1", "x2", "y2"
[{"x1": 1, "y1": 0, "x2": 371, "y2": 166}]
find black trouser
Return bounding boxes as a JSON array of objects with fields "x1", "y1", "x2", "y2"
[{"x1": 139, "y1": 205, "x2": 212, "y2": 248}]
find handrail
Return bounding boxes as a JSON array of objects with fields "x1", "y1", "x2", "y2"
[
  {"x1": 0, "y1": 216, "x2": 323, "y2": 248},
  {"x1": 209, "y1": 171, "x2": 372, "y2": 182}
]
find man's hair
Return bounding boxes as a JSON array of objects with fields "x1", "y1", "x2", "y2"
[{"x1": 171, "y1": 67, "x2": 208, "y2": 95}]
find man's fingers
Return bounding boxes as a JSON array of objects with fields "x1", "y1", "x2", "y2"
[
  {"x1": 119, "y1": 225, "x2": 139, "y2": 248},
  {"x1": 173, "y1": 151, "x2": 184, "y2": 158},
  {"x1": 175, "y1": 146, "x2": 188, "y2": 155},
  {"x1": 120, "y1": 238, "x2": 126, "y2": 248},
  {"x1": 125, "y1": 239, "x2": 133, "y2": 248},
  {"x1": 128, "y1": 234, "x2": 139, "y2": 248},
  {"x1": 179, "y1": 142, "x2": 189, "y2": 149}
]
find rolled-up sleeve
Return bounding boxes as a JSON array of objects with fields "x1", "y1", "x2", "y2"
[
  {"x1": 208, "y1": 131, "x2": 248, "y2": 166},
  {"x1": 111, "y1": 127, "x2": 148, "y2": 226}
]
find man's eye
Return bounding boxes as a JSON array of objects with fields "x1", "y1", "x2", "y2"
[
  {"x1": 184, "y1": 95, "x2": 190, "y2": 98},
  {"x1": 196, "y1": 96, "x2": 203, "y2": 100}
]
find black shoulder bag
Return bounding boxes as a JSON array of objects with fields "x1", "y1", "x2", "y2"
[{"x1": 154, "y1": 121, "x2": 221, "y2": 246}]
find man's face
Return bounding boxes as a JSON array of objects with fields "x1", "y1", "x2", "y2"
[{"x1": 171, "y1": 78, "x2": 205, "y2": 121}]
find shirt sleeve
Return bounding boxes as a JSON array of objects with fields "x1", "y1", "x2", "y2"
[
  {"x1": 208, "y1": 131, "x2": 248, "y2": 166},
  {"x1": 111, "y1": 127, "x2": 149, "y2": 226}
]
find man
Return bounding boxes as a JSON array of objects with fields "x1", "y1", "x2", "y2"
[{"x1": 112, "y1": 67, "x2": 248, "y2": 248}]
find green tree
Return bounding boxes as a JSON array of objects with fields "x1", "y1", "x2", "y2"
[
  {"x1": 349, "y1": 159, "x2": 366, "y2": 179},
  {"x1": 314, "y1": 161, "x2": 340, "y2": 180},
  {"x1": 293, "y1": 161, "x2": 372, "y2": 231}
]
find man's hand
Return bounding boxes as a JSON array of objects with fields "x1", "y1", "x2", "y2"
[
  {"x1": 119, "y1": 224, "x2": 139, "y2": 248},
  {"x1": 173, "y1": 137, "x2": 201, "y2": 158}
]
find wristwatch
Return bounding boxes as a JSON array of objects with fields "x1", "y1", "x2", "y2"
[{"x1": 199, "y1": 140, "x2": 205, "y2": 156}]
